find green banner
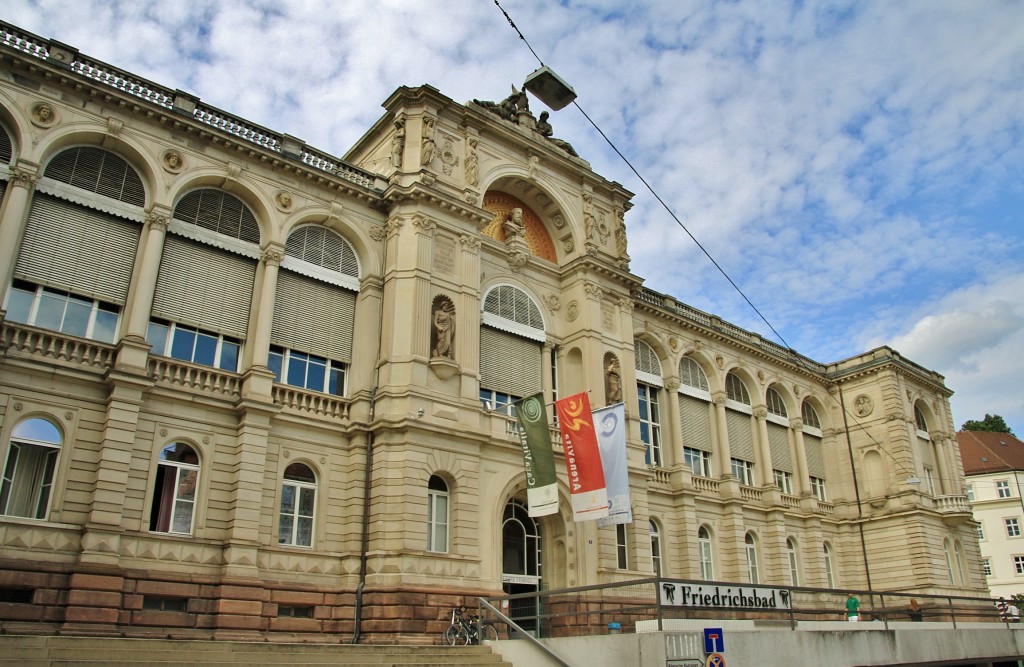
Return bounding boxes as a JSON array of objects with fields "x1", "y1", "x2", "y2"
[{"x1": 513, "y1": 393, "x2": 559, "y2": 517}]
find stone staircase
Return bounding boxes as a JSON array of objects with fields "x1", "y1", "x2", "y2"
[{"x1": 0, "y1": 635, "x2": 514, "y2": 666}]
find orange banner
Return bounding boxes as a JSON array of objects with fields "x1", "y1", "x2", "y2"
[{"x1": 554, "y1": 392, "x2": 609, "y2": 521}]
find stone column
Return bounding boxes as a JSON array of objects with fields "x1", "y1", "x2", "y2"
[
  {"x1": 251, "y1": 243, "x2": 284, "y2": 368},
  {"x1": 789, "y1": 418, "x2": 811, "y2": 496},
  {"x1": 663, "y1": 378, "x2": 682, "y2": 467},
  {"x1": 754, "y1": 406, "x2": 774, "y2": 486},
  {"x1": 712, "y1": 392, "x2": 732, "y2": 478},
  {"x1": 0, "y1": 164, "x2": 39, "y2": 295},
  {"x1": 223, "y1": 403, "x2": 276, "y2": 581},
  {"x1": 117, "y1": 209, "x2": 172, "y2": 370}
]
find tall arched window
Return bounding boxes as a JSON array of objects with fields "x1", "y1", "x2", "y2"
[
  {"x1": 823, "y1": 543, "x2": 835, "y2": 588},
  {"x1": 679, "y1": 357, "x2": 713, "y2": 477},
  {"x1": 766, "y1": 386, "x2": 793, "y2": 494},
  {"x1": 802, "y1": 401, "x2": 827, "y2": 500},
  {"x1": 954, "y1": 540, "x2": 966, "y2": 585},
  {"x1": 149, "y1": 189, "x2": 260, "y2": 371},
  {"x1": 726, "y1": 373, "x2": 754, "y2": 485},
  {"x1": 786, "y1": 537, "x2": 800, "y2": 586},
  {"x1": 480, "y1": 286, "x2": 545, "y2": 415},
  {"x1": 745, "y1": 532, "x2": 760, "y2": 584},
  {"x1": 1, "y1": 418, "x2": 62, "y2": 519},
  {"x1": 270, "y1": 225, "x2": 359, "y2": 395},
  {"x1": 650, "y1": 520, "x2": 662, "y2": 576},
  {"x1": 635, "y1": 340, "x2": 664, "y2": 467},
  {"x1": 149, "y1": 443, "x2": 199, "y2": 535},
  {"x1": 698, "y1": 526, "x2": 714, "y2": 581},
  {"x1": 943, "y1": 539, "x2": 956, "y2": 585},
  {"x1": 427, "y1": 475, "x2": 449, "y2": 553},
  {"x1": 279, "y1": 462, "x2": 316, "y2": 547},
  {"x1": 9, "y1": 147, "x2": 145, "y2": 344}
]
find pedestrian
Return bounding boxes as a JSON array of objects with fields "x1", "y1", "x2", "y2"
[
  {"x1": 908, "y1": 598, "x2": 923, "y2": 622},
  {"x1": 998, "y1": 597, "x2": 1009, "y2": 622},
  {"x1": 846, "y1": 593, "x2": 861, "y2": 622}
]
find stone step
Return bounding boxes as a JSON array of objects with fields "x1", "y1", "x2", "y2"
[{"x1": 0, "y1": 636, "x2": 512, "y2": 667}]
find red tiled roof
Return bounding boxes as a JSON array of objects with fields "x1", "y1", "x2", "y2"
[{"x1": 957, "y1": 430, "x2": 1024, "y2": 475}]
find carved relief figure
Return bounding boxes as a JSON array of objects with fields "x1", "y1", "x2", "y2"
[
  {"x1": 465, "y1": 138, "x2": 478, "y2": 187},
  {"x1": 615, "y1": 209, "x2": 628, "y2": 255},
  {"x1": 431, "y1": 296, "x2": 456, "y2": 359},
  {"x1": 421, "y1": 117, "x2": 436, "y2": 166},
  {"x1": 391, "y1": 116, "x2": 405, "y2": 168},
  {"x1": 583, "y1": 193, "x2": 596, "y2": 240}
]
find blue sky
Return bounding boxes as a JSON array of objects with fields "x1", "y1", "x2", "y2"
[{"x1": 4, "y1": 0, "x2": 1023, "y2": 436}]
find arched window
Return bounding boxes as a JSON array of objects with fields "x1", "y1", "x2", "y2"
[
  {"x1": 635, "y1": 341, "x2": 664, "y2": 467},
  {"x1": 10, "y1": 147, "x2": 146, "y2": 344},
  {"x1": 679, "y1": 358, "x2": 713, "y2": 474},
  {"x1": 650, "y1": 520, "x2": 662, "y2": 576},
  {"x1": 1, "y1": 418, "x2": 62, "y2": 519},
  {"x1": 745, "y1": 532, "x2": 759, "y2": 584},
  {"x1": 954, "y1": 540, "x2": 966, "y2": 585},
  {"x1": 149, "y1": 189, "x2": 260, "y2": 371},
  {"x1": 149, "y1": 443, "x2": 199, "y2": 535},
  {"x1": 480, "y1": 286, "x2": 545, "y2": 415},
  {"x1": 943, "y1": 539, "x2": 956, "y2": 585},
  {"x1": 427, "y1": 475, "x2": 449, "y2": 553},
  {"x1": 786, "y1": 537, "x2": 800, "y2": 586},
  {"x1": 270, "y1": 226, "x2": 360, "y2": 395},
  {"x1": 766, "y1": 388, "x2": 787, "y2": 417},
  {"x1": 44, "y1": 146, "x2": 145, "y2": 206},
  {"x1": 502, "y1": 499, "x2": 540, "y2": 578},
  {"x1": 914, "y1": 404, "x2": 929, "y2": 433},
  {"x1": 0, "y1": 121, "x2": 12, "y2": 164},
  {"x1": 801, "y1": 402, "x2": 821, "y2": 430},
  {"x1": 279, "y1": 462, "x2": 316, "y2": 547},
  {"x1": 802, "y1": 401, "x2": 827, "y2": 499},
  {"x1": 725, "y1": 373, "x2": 755, "y2": 485},
  {"x1": 698, "y1": 526, "x2": 714, "y2": 581},
  {"x1": 824, "y1": 543, "x2": 835, "y2": 588}
]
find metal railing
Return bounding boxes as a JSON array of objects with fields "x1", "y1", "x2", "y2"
[{"x1": 481, "y1": 577, "x2": 1011, "y2": 641}]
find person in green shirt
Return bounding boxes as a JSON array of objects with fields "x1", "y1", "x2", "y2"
[{"x1": 846, "y1": 593, "x2": 861, "y2": 621}]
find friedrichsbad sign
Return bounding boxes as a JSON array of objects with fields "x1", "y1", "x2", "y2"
[{"x1": 660, "y1": 582, "x2": 792, "y2": 610}]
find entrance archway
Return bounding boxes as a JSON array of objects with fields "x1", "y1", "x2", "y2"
[{"x1": 502, "y1": 499, "x2": 541, "y2": 633}]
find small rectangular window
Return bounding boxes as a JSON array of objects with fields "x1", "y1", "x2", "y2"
[
  {"x1": 998, "y1": 481, "x2": 1012, "y2": 498},
  {"x1": 731, "y1": 458, "x2": 754, "y2": 486},
  {"x1": 277, "y1": 605, "x2": 313, "y2": 618},
  {"x1": 1006, "y1": 518, "x2": 1020, "y2": 538},
  {"x1": 1015, "y1": 556, "x2": 1024, "y2": 576},
  {"x1": 142, "y1": 596, "x2": 188, "y2": 612},
  {"x1": 773, "y1": 470, "x2": 793, "y2": 495},
  {"x1": 616, "y1": 524, "x2": 629, "y2": 570},
  {"x1": 983, "y1": 558, "x2": 992, "y2": 577}
]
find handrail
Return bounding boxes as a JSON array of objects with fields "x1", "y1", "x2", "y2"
[{"x1": 477, "y1": 597, "x2": 572, "y2": 667}]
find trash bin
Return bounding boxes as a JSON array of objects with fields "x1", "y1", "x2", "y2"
[{"x1": 608, "y1": 622, "x2": 621, "y2": 634}]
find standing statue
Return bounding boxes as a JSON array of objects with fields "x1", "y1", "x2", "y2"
[
  {"x1": 391, "y1": 116, "x2": 405, "y2": 168},
  {"x1": 605, "y1": 357, "x2": 622, "y2": 405},
  {"x1": 421, "y1": 117, "x2": 436, "y2": 166},
  {"x1": 431, "y1": 298, "x2": 456, "y2": 359},
  {"x1": 465, "y1": 138, "x2": 478, "y2": 187}
]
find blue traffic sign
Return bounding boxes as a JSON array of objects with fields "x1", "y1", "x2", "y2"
[{"x1": 704, "y1": 627, "x2": 724, "y2": 654}]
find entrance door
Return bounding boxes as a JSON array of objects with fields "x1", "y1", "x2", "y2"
[{"x1": 502, "y1": 499, "x2": 541, "y2": 635}]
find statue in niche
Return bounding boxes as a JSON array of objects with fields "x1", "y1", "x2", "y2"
[
  {"x1": 391, "y1": 116, "x2": 405, "y2": 168},
  {"x1": 605, "y1": 356, "x2": 623, "y2": 405},
  {"x1": 583, "y1": 194, "x2": 597, "y2": 240},
  {"x1": 431, "y1": 297, "x2": 456, "y2": 359},
  {"x1": 421, "y1": 117, "x2": 437, "y2": 166},
  {"x1": 503, "y1": 207, "x2": 525, "y2": 242}
]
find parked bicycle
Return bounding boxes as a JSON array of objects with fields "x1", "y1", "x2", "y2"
[{"x1": 443, "y1": 605, "x2": 498, "y2": 645}]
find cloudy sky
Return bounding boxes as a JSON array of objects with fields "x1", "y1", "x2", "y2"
[{"x1": 4, "y1": 1, "x2": 1023, "y2": 436}]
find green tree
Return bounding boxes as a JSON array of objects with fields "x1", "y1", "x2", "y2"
[{"x1": 961, "y1": 414, "x2": 1015, "y2": 437}]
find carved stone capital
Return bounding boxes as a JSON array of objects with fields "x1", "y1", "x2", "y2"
[
  {"x1": 543, "y1": 294, "x2": 561, "y2": 312},
  {"x1": 583, "y1": 281, "x2": 603, "y2": 300},
  {"x1": 617, "y1": 297, "x2": 634, "y2": 313},
  {"x1": 712, "y1": 391, "x2": 728, "y2": 406},
  {"x1": 10, "y1": 166, "x2": 40, "y2": 189},
  {"x1": 385, "y1": 216, "x2": 405, "y2": 237},
  {"x1": 753, "y1": 406, "x2": 768, "y2": 419},
  {"x1": 459, "y1": 235, "x2": 481, "y2": 250},
  {"x1": 145, "y1": 211, "x2": 170, "y2": 231},
  {"x1": 412, "y1": 214, "x2": 437, "y2": 233},
  {"x1": 664, "y1": 379, "x2": 681, "y2": 392},
  {"x1": 261, "y1": 243, "x2": 286, "y2": 265},
  {"x1": 789, "y1": 418, "x2": 804, "y2": 431},
  {"x1": 369, "y1": 225, "x2": 386, "y2": 242}
]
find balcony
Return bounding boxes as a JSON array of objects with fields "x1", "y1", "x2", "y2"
[{"x1": 2, "y1": 321, "x2": 114, "y2": 371}]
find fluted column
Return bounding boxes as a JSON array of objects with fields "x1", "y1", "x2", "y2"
[{"x1": 0, "y1": 164, "x2": 40, "y2": 295}]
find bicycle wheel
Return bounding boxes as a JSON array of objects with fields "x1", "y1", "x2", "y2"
[
  {"x1": 479, "y1": 622, "x2": 498, "y2": 642},
  {"x1": 443, "y1": 624, "x2": 469, "y2": 645}
]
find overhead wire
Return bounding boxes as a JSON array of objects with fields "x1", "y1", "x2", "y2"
[{"x1": 490, "y1": 0, "x2": 927, "y2": 483}]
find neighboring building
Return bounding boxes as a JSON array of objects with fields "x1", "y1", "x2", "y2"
[
  {"x1": 0, "y1": 20, "x2": 984, "y2": 642},
  {"x1": 958, "y1": 430, "x2": 1024, "y2": 598}
]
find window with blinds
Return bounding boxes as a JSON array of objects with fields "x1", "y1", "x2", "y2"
[
  {"x1": 679, "y1": 394, "x2": 713, "y2": 452},
  {"x1": 0, "y1": 123, "x2": 12, "y2": 164},
  {"x1": 679, "y1": 357, "x2": 709, "y2": 393},
  {"x1": 804, "y1": 433, "x2": 826, "y2": 479},
  {"x1": 726, "y1": 409, "x2": 755, "y2": 461},
  {"x1": 634, "y1": 340, "x2": 662, "y2": 382},
  {"x1": 44, "y1": 146, "x2": 145, "y2": 206},
  {"x1": 14, "y1": 193, "x2": 140, "y2": 305},
  {"x1": 285, "y1": 225, "x2": 358, "y2": 278},
  {"x1": 480, "y1": 285, "x2": 544, "y2": 401},
  {"x1": 174, "y1": 189, "x2": 260, "y2": 243},
  {"x1": 767, "y1": 422, "x2": 793, "y2": 472},
  {"x1": 272, "y1": 271, "x2": 355, "y2": 362},
  {"x1": 726, "y1": 373, "x2": 750, "y2": 404}
]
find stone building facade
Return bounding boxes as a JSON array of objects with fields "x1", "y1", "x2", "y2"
[{"x1": 0, "y1": 21, "x2": 982, "y2": 642}]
